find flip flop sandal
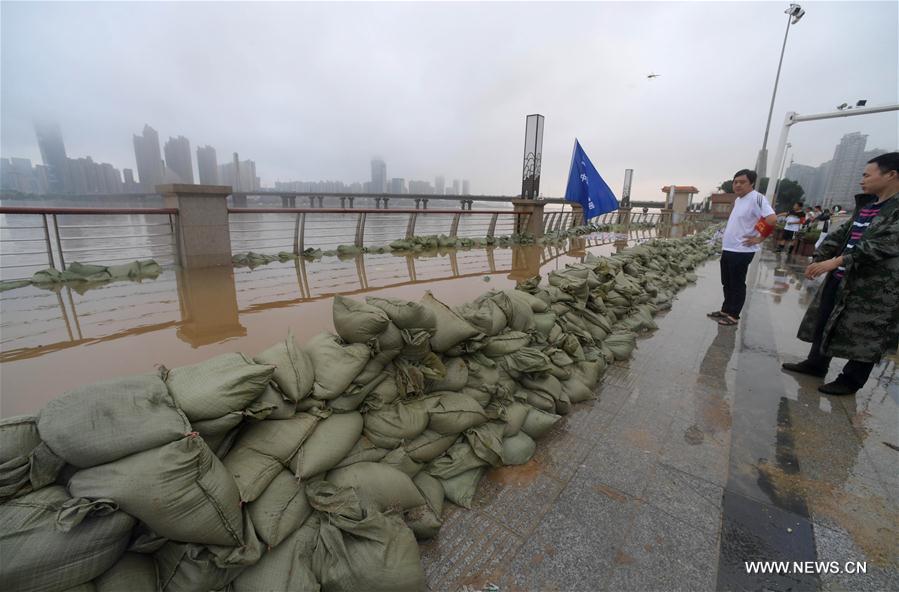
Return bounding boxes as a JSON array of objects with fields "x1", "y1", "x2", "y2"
[
  {"x1": 707, "y1": 311, "x2": 726, "y2": 318},
  {"x1": 717, "y1": 316, "x2": 739, "y2": 326}
]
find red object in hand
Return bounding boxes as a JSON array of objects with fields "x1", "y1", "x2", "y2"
[{"x1": 754, "y1": 217, "x2": 774, "y2": 238}]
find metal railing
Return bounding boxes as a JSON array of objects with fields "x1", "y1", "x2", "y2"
[
  {"x1": 0, "y1": 206, "x2": 179, "y2": 279},
  {"x1": 228, "y1": 207, "x2": 531, "y2": 254}
]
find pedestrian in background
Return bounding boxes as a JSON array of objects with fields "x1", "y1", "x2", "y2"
[{"x1": 782, "y1": 152, "x2": 899, "y2": 395}]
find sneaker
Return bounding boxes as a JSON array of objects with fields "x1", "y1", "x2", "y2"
[
  {"x1": 818, "y1": 380, "x2": 858, "y2": 396},
  {"x1": 781, "y1": 360, "x2": 828, "y2": 378}
]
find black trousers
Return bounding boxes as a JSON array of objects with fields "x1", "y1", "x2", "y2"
[
  {"x1": 719, "y1": 250, "x2": 755, "y2": 318},
  {"x1": 806, "y1": 273, "x2": 875, "y2": 388}
]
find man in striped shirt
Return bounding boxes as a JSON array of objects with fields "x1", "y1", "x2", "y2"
[{"x1": 782, "y1": 152, "x2": 899, "y2": 395}]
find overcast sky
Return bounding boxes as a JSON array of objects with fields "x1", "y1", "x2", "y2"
[{"x1": 2, "y1": 1, "x2": 897, "y2": 199}]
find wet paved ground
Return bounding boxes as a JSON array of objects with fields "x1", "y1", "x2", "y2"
[{"x1": 419, "y1": 247, "x2": 899, "y2": 592}]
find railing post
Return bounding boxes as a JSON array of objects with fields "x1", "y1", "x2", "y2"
[
  {"x1": 340, "y1": 197, "x2": 346, "y2": 208},
  {"x1": 406, "y1": 212, "x2": 418, "y2": 238},
  {"x1": 41, "y1": 214, "x2": 56, "y2": 269},
  {"x1": 348, "y1": 196, "x2": 354, "y2": 208},
  {"x1": 487, "y1": 213, "x2": 499, "y2": 237},
  {"x1": 449, "y1": 213, "x2": 461, "y2": 238},
  {"x1": 157, "y1": 184, "x2": 233, "y2": 269},
  {"x1": 383, "y1": 197, "x2": 389, "y2": 209},
  {"x1": 298, "y1": 212, "x2": 306, "y2": 252},
  {"x1": 422, "y1": 199, "x2": 429, "y2": 210},
  {"x1": 317, "y1": 196, "x2": 324, "y2": 208},
  {"x1": 309, "y1": 196, "x2": 317, "y2": 208},
  {"x1": 414, "y1": 198, "x2": 421, "y2": 210},
  {"x1": 52, "y1": 214, "x2": 66, "y2": 271},
  {"x1": 355, "y1": 212, "x2": 366, "y2": 248}
]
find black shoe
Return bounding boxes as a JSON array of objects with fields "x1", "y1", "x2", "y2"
[
  {"x1": 781, "y1": 360, "x2": 828, "y2": 378},
  {"x1": 818, "y1": 380, "x2": 858, "y2": 396}
]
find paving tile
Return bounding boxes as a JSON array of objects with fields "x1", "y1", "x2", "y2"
[
  {"x1": 597, "y1": 402, "x2": 676, "y2": 454},
  {"x1": 420, "y1": 506, "x2": 523, "y2": 592},
  {"x1": 472, "y1": 464, "x2": 565, "y2": 537},
  {"x1": 579, "y1": 438, "x2": 659, "y2": 498},
  {"x1": 814, "y1": 521, "x2": 899, "y2": 592},
  {"x1": 531, "y1": 428, "x2": 596, "y2": 483},
  {"x1": 641, "y1": 462, "x2": 725, "y2": 537},
  {"x1": 659, "y1": 416, "x2": 730, "y2": 488},
  {"x1": 604, "y1": 501, "x2": 720, "y2": 592},
  {"x1": 496, "y1": 472, "x2": 637, "y2": 592},
  {"x1": 560, "y1": 404, "x2": 617, "y2": 443}
]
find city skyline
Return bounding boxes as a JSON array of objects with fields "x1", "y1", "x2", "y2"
[{"x1": 2, "y1": 2, "x2": 896, "y2": 198}]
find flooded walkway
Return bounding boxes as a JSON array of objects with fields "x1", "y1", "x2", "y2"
[{"x1": 419, "y1": 248, "x2": 898, "y2": 592}]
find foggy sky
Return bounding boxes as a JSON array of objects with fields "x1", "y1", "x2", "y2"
[{"x1": 2, "y1": 1, "x2": 897, "y2": 200}]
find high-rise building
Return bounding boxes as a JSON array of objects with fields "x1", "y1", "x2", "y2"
[
  {"x1": 434, "y1": 175, "x2": 445, "y2": 195},
  {"x1": 462, "y1": 179, "x2": 470, "y2": 195},
  {"x1": 408, "y1": 180, "x2": 433, "y2": 194},
  {"x1": 123, "y1": 168, "x2": 139, "y2": 192},
  {"x1": 133, "y1": 124, "x2": 165, "y2": 191},
  {"x1": 389, "y1": 178, "x2": 406, "y2": 194},
  {"x1": 452, "y1": 179, "x2": 461, "y2": 195},
  {"x1": 371, "y1": 158, "x2": 387, "y2": 193},
  {"x1": 34, "y1": 122, "x2": 70, "y2": 193},
  {"x1": 164, "y1": 136, "x2": 194, "y2": 184},
  {"x1": 218, "y1": 153, "x2": 258, "y2": 192},
  {"x1": 784, "y1": 162, "x2": 820, "y2": 202},
  {"x1": 823, "y1": 132, "x2": 869, "y2": 210},
  {"x1": 196, "y1": 145, "x2": 218, "y2": 185}
]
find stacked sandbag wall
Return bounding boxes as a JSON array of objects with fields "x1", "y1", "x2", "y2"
[{"x1": 0, "y1": 230, "x2": 720, "y2": 592}]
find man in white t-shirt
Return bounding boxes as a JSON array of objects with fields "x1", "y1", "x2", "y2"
[{"x1": 707, "y1": 169, "x2": 776, "y2": 325}]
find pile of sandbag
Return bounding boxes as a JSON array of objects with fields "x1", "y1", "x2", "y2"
[
  {"x1": 0, "y1": 260, "x2": 162, "y2": 293},
  {"x1": 0, "y1": 230, "x2": 720, "y2": 592}
]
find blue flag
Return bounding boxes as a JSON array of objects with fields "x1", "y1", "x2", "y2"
[{"x1": 564, "y1": 139, "x2": 619, "y2": 219}]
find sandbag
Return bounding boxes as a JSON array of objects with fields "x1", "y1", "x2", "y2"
[
  {"x1": 404, "y1": 430, "x2": 458, "y2": 463},
  {"x1": 155, "y1": 509, "x2": 262, "y2": 592},
  {"x1": 308, "y1": 483, "x2": 425, "y2": 592},
  {"x1": 425, "y1": 442, "x2": 487, "y2": 480},
  {"x1": 292, "y1": 411, "x2": 363, "y2": 479},
  {"x1": 305, "y1": 333, "x2": 371, "y2": 400},
  {"x1": 521, "y1": 408, "x2": 562, "y2": 439},
  {"x1": 380, "y1": 447, "x2": 423, "y2": 478},
  {"x1": 0, "y1": 415, "x2": 63, "y2": 502},
  {"x1": 406, "y1": 472, "x2": 444, "y2": 540},
  {"x1": 223, "y1": 412, "x2": 321, "y2": 502},
  {"x1": 164, "y1": 353, "x2": 274, "y2": 421},
  {"x1": 454, "y1": 299, "x2": 507, "y2": 337},
  {"x1": 502, "y1": 347, "x2": 553, "y2": 375},
  {"x1": 362, "y1": 399, "x2": 433, "y2": 449},
  {"x1": 248, "y1": 470, "x2": 311, "y2": 547},
  {"x1": 38, "y1": 374, "x2": 190, "y2": 468},
  {"x1": 502, "y1": 431, "x2": 536, "y2": 465},
  {"x1": 366, "y1": 296, "x2": 437, "y2": 331},
  {"x1": 439, "y1": 467, "x2": 485, "y2": 509},
  {"x1": 561, "y1": 376, "x2": 594, "y2": 404},
  {"x1": 327, "y1": 462, "x2": 426, "y2": 512},
  {"x1": 191, "y1": 412, "x2": 243, "y2": 456},
  {"x1": 481, "y1": 331, "x2": 531, "y2": 357},
  {"x1": 508, "y1": 288, "x2": 550, "y2": 313},
  {"x1": 532, "y1": 312, "x2": 558, "y2": 337},
  {"x1": 465, "y1": 422, "x2": 506, "y2": 466},
  {"x1": 231, "y1": 515, "x2": 320, "y2": 592},
  {"x1": 491, "y1": 400, "x2": 530, "y2": 436},
  {"x1": 426, "y1": 357, "x2": 468, "y2": 392},
  {"x1": 69, "y1": 436, "x2": 244, "y2": 546},
  {"x1": 333, "y1": 295, "x2": 390, "y2": 343},
  {"x1": 0, "y1": 486, "x2": 135, "y2": 592},
  {"x1": 420, "y1": 292, "x2": 481, "y2": 353},
  {"x1": 95, "y1": 553, "x2": 158, "y2": 592},
  {"x1": 253, "y1": 331, "x2": 314, "y2": 402},
  {"x1": 427, "y1": 392, "x2": 488, "y2": 434},
  {"x1": 604, "y1": 332, "x2": 637, "y2": 360},
  {"x1": 254, "y1": 383, "x2": 297, "y2": 419},
  {"x1": 332, "y1": 436, "x2": 390, "y2": 469}
]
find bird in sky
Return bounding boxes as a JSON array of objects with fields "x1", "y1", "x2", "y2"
[{"x1": 647, "y1": 73, "x2": 661, "y2": 79}]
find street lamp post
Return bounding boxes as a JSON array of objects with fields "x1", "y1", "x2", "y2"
[{"x1": 755, "y1": 3, "x2": 805, "y2": 181}]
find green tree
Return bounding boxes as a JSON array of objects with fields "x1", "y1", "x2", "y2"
[{"x1": 774, "y1": 178, "x2": 805, "y2": 212}]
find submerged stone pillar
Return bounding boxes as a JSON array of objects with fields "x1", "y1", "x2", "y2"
[{"x1": 511, "y1": 199, "x2": 546, "y2": 238}]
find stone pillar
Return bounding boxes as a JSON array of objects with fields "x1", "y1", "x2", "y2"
[
  {"x1": 509, "y1": 245, "x2": 542, "y2": 281},
  {"x1": 414, "y1": 198, "x2": 421, "y2": 209},
  {"x1": 616, "y1": 206, "x2": 632, "y2": 227},
  {"x1": 348, "y1": 197, "x2": 354, "y2": 208},
  {"x1": 512, "y1": 199, "x2": 546, "y2": 238},
  {"x1": 232, "y1": 193, "x2": 247, "y2": 208},
  {"x1": 374, "y1": 197, "x2": 382, "y2": 209},
  {"x1": 422, "y1": 199, "x2": 429, "y2": 210},
  {"x1": 309, "y1": 196, "x2": 317, "y2": 208},
  {"x1": 382, "y1": 198, "x2": 389, "y2": 209},
  {"x1": 340, "y1": 197, "x2": 346, "y2": 208},
  {"x1": 316, "y1": 196, "x2": 324, "y2": 208},
  {"x1": 158, "y1": 184, "x2": 233, "y2": 269}
]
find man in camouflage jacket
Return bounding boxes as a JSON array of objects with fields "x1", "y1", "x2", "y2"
[{"x1": 783, "y1": 152, "x2": 899, "y2": 395}]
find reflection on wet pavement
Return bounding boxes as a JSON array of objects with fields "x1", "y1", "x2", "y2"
[{"x1": 1, "y1": 232, "x2": 896, "y2": 591}]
